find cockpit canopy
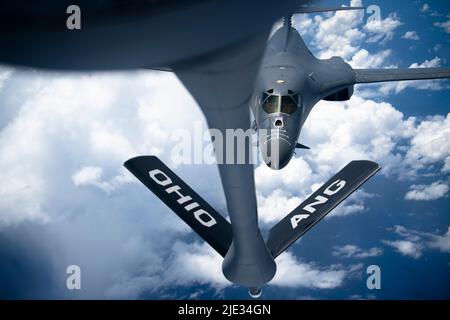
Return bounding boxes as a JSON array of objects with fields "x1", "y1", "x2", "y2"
[{"x1": 261, "y1": 90, "x2": 299, "y2": 115}]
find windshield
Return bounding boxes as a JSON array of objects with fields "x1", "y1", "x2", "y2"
[
  {"x1": 262, "y1": 93, "x2": 299, "y2": 114},
  {"x1": 280, "y1": 95, "x2": 298, "y2": 114},
  {"x1": 262, "y1": 95, "x2": 280, "y2": 114}
]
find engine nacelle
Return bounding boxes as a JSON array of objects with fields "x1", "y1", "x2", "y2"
[{"x1": 323, "y1": 86, "x2": 354, "y2": 101}]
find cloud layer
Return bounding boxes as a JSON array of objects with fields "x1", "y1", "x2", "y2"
[{"x1": 0, "y1": 1, "x2": 449, "y2": 298}]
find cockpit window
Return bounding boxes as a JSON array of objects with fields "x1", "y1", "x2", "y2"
[
  {"x1": 261, "y1": 92, "x2": 300, "y2": 114},
  {"x1": 262, "y1": 95, "x2": 280, "y2": 114},
  {"x1": 280, "y1": 95, "x2": 298, "y2": 114}
]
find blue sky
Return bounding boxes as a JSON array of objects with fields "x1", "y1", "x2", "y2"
[{"x1": 0, "y1": 0, "x2": 449, "y2": 299}]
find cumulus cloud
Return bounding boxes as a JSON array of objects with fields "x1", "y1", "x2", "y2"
[
  {"x1": 309, "y1": 0, "x2": 365, "y2": 59},
  {"x1": 0, "y1": 66, "x2": 374, "y2": 297},
  {"x1": 303, "y1": 96, "x2": 415, "y2": 176},
  {"x1": 402, "y1": 31, "x2": 420, "y2": 40},
  {"x1": 0, "y1": 3, "x2": 449, "y2": 299},
  {"x1": 405, "y1": 181, "x2": 449, "y2": 201},
  {"x1": 0, "y1": 69, "x2": 224, "y2": 298},
  {"x1": 427, "y1": 227, "x2": 450, "y2": 253},
  {"x1": 162, "y1": 242, "x2": 363, "y2": 290},
  {"x1": 363, "y1": 13, "x2": 403, "y2": 44},
  {"x1": 434, "y1": 20, "x2": 450, "y2": 34},
  {"x1": 0, "y1": 70, "x2": 206, "y2": 226},
  {"x1": 348, "y1": 49, "x2": 392, "y2": 69},
  {"x1": 257, "y1": 94, "x2": 449, "y2": 224},
  {"x1": 106, "y1": 241, "x2": 365, "y2": 297},
  {"x1": 377, "y1": 57, "x2": 449, "y2": 95},
  {"x1": 159, "y1": 242, "x2": 229, "y2": 289},
  {"x1": 382, "y1": 225, "x2": 450, "y2": 259},
  {"x1": 404, "y1": 114, "x2": 450, "y2": 174},
  {"x1": 72, "y1": 166, "x2": 133, "y2": 193},
  {"x1": 271, "y1": 252, "x2": 363, "y2": 289},
  {"x1": 420, "y1": 3, "x2": 445, "y2": 17},
  {"x1": 382, "y1": 239, "x2": 424, "y2": 259},
  {"x1": 257, "y1": 189, "x2": 303, "y2": 224},
  {"x1": 168, "y1": 244, "x2": 365, "y2": 291},
  {"x1": 255, "y1": 156, "x2": 374, "y2": 224},
  {"x1": 333, "y1": 245, "x2": 383, "y2": 259}
]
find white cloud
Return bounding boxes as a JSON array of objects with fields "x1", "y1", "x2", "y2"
[
  {"x1": 255, "y1": 157, "x2": 314, "y2": 196},
  {"x1": 0, "y1": 66, "x2": 13, "y2": 89},
  {"x1": 329, "y1": 202, "x2": 365, "y2": 218},
  {"x1": 420, "y1": 3, "x2": 445, "y2": 18},
  {"x1": 363, "y1": 13, "x2": 403, "y2": 44},
  {"x1": 377, "y1": 57, "x2": 448, "y2": 95},
  {"x1": 72, "y1": 166, "x2": 133, "y2": 193},
  {"x1": 106, "y1": 241, "x2": 365, "y2": 297},
  {"x1": 72, "y1": 166, "x2": 103, "y2": 186},
  {"x1": 271, "y1": 252, "x2": 363, "y2": 289},
  {"x1": 427, "y1": 227, "x2": 450, "y2": 253},
  {"x1": 299, "y1": 3, "x2": 447, "y2": 98},
  {"x1": 1, "y1": 65, "x2": 377, "y2": 296},
  {"x1": 309, "y1": 0, "x2": 365, "y2": 59},
  {"x1": 168, "y1": 244, "x2": 365, "y2": 290},
  {"x1": 256, "y1": 93, "x2": 449, "y2": 224},
  {"x1": 404, "y1": 114, "x2": 450, "y2": 174},
  {"x1": 257, "y1": 189, "x2": 303, "y2": 224},
  {"x1": 410, "y1": 57, "x2": 441, "y2": 69},
  {"x1": 0, "y1": 5, "x2": 449, "y2": 298},
  {"x1": 333, "y1": 245, "x2": 383, "y2": 259},
  {"x1": 349, "y1": 49, "x2": 392, "y2": 69},
  {"x1": 420, "y1": 4, "x2": 430, "y2": 13},
  {"x1": 0, "y1": 70, "x2": 205, "y2": 226},
  {"x1": 292, "y1": 14, "x2": 313, "y2": 33},
  {"x1": 405, "y1": 181, "x2": 449, "y2": 201},
  {"x1": 104, "y1": 241, "x2": 227, "y2": 299},
  {"x1": 434, "y1": 20, "x2": 450, "y2": 33},
  {"x1": 303, "y1": 96, "x2": 415, "y2": 176},
  {"x1": 402, "y1": 31, "x2": 420, "y2": 40},
  {"x1": 164, "y1": 242, "x2": 229, "y2": 288},
  {"x1": 382, "y1": 240, "x2": 424, "y2": 259},
  {"x1": 382, "y1": 225, "x2": 450, "y2": 259}
]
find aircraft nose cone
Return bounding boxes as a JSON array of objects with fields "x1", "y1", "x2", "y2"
[{"x1": 261, "y1": 137, "x2": 293, "y2": 170}]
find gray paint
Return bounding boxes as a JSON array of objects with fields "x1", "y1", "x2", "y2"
[
  {"x1": 176, "y1": 17, "x2": 450, "y2": 289},
  {"x1": 1, "y1": 2, "x2": 450, "y2": 292}
]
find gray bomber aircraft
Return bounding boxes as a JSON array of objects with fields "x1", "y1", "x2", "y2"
[{"x1": 2, "y1": 1, "x2": 450, "y2": 298}]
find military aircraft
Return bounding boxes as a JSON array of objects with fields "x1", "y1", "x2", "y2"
[{"x1": 2, "y1": 1, "x2": 450, "y2": 298}]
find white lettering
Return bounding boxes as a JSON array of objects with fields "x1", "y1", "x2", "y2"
[
  {"x1": 149, "y1": 169, "x2": 172, "y2": 186},
  {"x1": 66, "y1": 265, "x2": 81, "y2": 290},
  {"x1": 366, "y1": 265, "x2": 381, "y2": 290},
  {"x1": 324, "y1": 179, "x2": 346, "y2": 196},
  {"x1": 194, "y1": 209, "x2": 217, "y2": 227},
  {"x1": 290, "y1": 214, "x2": 309, "y2": 229},
  {"x1": 149, "y1": 169, "x2": 217, "y2": 228},
  {"x1": 166, "y1": 185, "x2": 192, "y2": 204},
  {"x1": 303, "y1": 195, "x2": 328, "y2": 214},
  {"x1": 66, "y1": 5, "x2": 81, "y2": 30}
]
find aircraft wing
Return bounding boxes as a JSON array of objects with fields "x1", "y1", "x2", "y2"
[
  {"x1": 354, "y1": 68, "x2": 450, "y2": 84},
  {"x1": 124, "y1": 156, "x2": 233, "y2": 257},
  {"x1": 267, "y1": 160, "x2": 381, "y2": 258}
]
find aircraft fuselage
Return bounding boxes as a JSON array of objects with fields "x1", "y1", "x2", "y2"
[{"x1": 251, "y1": 23, "x2": 355, "y2": 169}]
